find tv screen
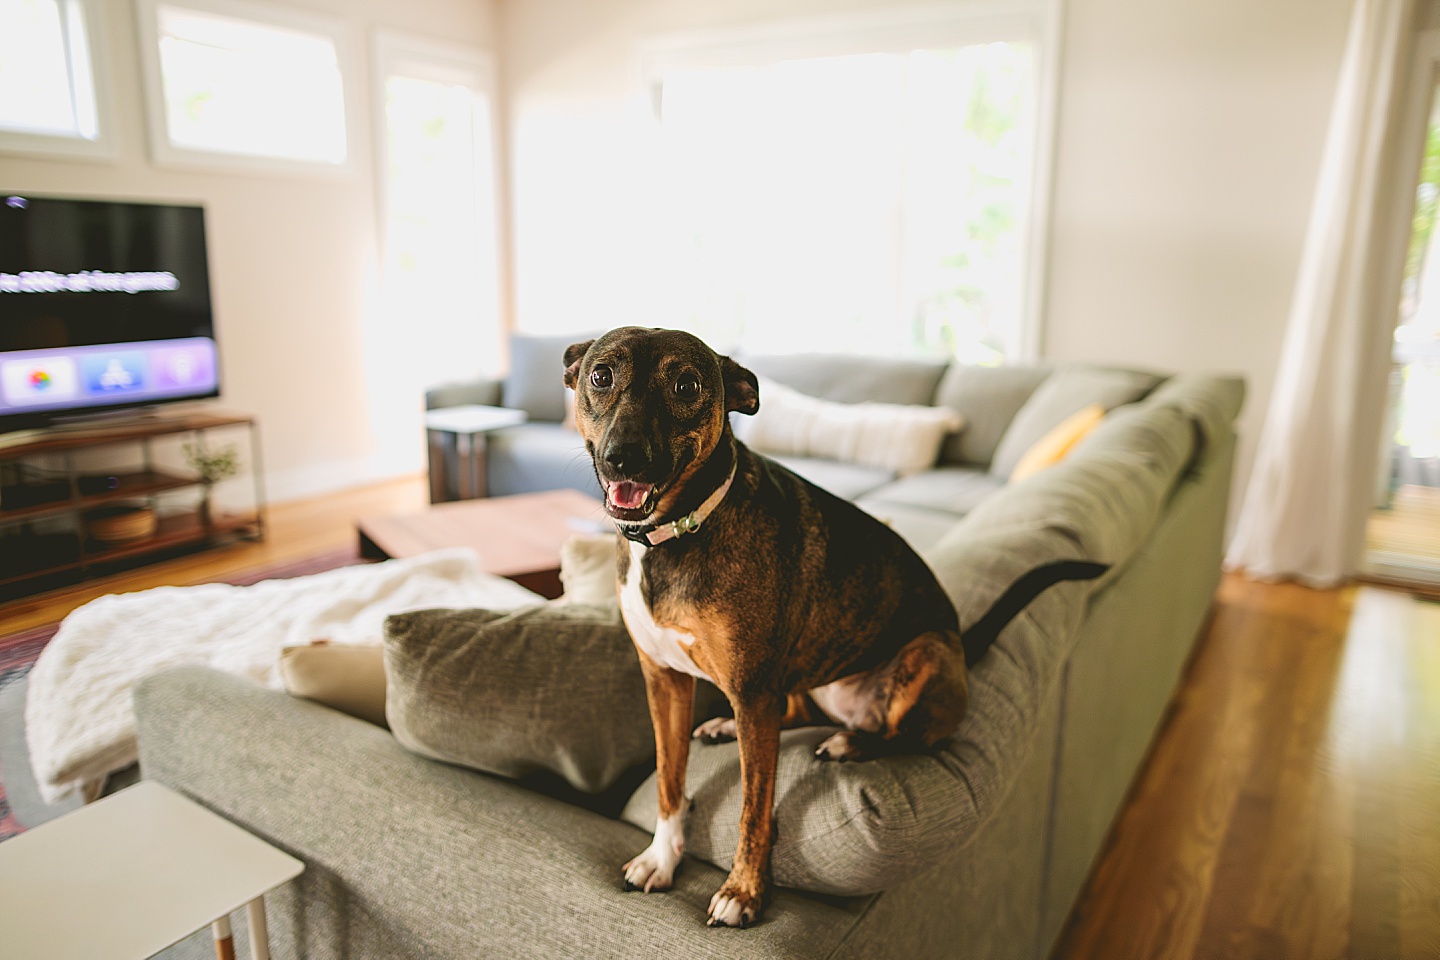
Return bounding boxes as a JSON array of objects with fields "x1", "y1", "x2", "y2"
[{"x1": 0, "y1": 194, "x2": 219, "y2": 430}]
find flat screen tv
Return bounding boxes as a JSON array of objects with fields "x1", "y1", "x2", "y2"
[{"x1": 0, "y1": 194, "x2": 219, "y2": 432}]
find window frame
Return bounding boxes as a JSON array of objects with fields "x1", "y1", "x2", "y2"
[
  {"x1": 369, "y1": 29, "x2": 503, "y2": 300},
  {"x1": 0, "y1": 0, "x2": 118, "y2": 162},
  {"x1": 634, "y1": 0, "x2": 1063, "y2": 362},
  {"x1": 134, "y1": 0, "x2": 363, "y2": 177}
]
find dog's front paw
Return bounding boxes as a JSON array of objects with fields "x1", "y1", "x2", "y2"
[
  {"x1": 623, "y1": 845, "x2": 679, "y2": 892},
  {"x1": 623, "y1": 816, "x2": 685, "y2": 893},
  {"x1": 707, "y1": 879, "x2": 763, "y2": 928},
  {"x1": 693, "y1": 716, "x2": 737, "y2": 743}
]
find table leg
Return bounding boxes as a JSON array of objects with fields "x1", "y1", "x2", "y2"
[
  {"x1": 212, "y1": 914, "x2": 236, "y2": 960},
  {"x1": 427, "y1": 429, "x2": 446, "y2": 504},
  {"x1": 247, "y1": 897, "x2": 272, "y2": 960},
  {"x1": 474, "y1": 434, "x2": 488, "y2": 498},
  {"x1": 463, "y1": 431, "x2": 475, "y2": 500}
]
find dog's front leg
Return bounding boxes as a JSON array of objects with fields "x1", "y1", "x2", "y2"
[
  {"x1": 708, "y1": 693, "x2": 781, "y2": 928},
  {"x1": 623, "y1": 650, "x2": 695, "y2": 893}
]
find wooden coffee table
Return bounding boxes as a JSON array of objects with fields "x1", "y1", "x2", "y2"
[{"x1": 356, "y1": 489, "x2": 608, "y2": 599}]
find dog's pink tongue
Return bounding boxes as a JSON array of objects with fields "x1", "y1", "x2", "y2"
[{"x1": 610, "y1": 482, "x2": 650, "y2": 510}]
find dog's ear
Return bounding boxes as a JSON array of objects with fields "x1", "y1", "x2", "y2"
[
  {"x1": 562, "y1": 340, "x2": 595, "y2": 389},
  {"x1": 721, "y1": 356, "x2": 760, "y2": 416}
]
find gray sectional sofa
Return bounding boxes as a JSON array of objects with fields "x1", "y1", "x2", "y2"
[
  {"x1": 428, "y1": 335, "x2": 1173, "y2": 552},
  {"x1": 137, "y1": 336, "x2": 1244, "y2": 960}
]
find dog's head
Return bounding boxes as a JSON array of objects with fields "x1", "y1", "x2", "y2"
[{"x1": 564, "y1": 327, "x2": 759, "y2": 523}]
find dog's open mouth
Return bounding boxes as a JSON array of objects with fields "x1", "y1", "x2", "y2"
[{"x1": 604, "y1": 480, "x2": 658, "y2": 521}]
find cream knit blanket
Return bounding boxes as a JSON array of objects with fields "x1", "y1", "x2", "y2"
[{"x1": 25, "y1": 548, "x2": 540, "y2": 803}]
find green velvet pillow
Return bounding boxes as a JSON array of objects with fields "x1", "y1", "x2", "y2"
[{"x1": 384, "y1": 603, "x2": 653, "y2": 794}]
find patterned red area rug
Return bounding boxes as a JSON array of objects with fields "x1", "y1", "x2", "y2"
[{"x1": 0, "y1": 545, "x2": 366, "y2": 840}]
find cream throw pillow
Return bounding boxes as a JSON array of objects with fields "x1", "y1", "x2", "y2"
[
  {"x1": 279, "y1": 640, "x2": 388, "y2": 728},
  {"x1": 1009, "y1": 403, "x2": 1106, "y2": 482},
  {"x1": 278, "y1": 539, "x2": 619, "y2": 724},
  {"x1": 738, "y1": 377, "x2": 964, "y2": 476},
  {"x1": 557, "y1": 533, "x2": 617, "y2": 603}
]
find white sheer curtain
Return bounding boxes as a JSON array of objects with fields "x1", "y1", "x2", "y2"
[{"x1": 1226, "y1": 0, "x2": 1418, "y2": 587}]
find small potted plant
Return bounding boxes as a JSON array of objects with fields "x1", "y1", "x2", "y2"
[{"x1": 183, "y1": 438, "x2": 239, "y2": 529}]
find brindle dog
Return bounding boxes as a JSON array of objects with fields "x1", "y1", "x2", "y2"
[
  {"x1": 561, "y1": 326, "x2": 1100, "y2": 926},
  {"x1": 564, "y1": 327, "x2": 1102, "y2": 928}
]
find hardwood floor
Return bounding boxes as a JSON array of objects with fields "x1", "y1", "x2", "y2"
[
  {"x1": 1053, "y1": 575, "x2": 1440, "y2": 960},
  {"x1": 3, "y1": 479, "x2": 1436, "y2": 956},
  {"x1": 1365, "y1": 485, "x2": 1440, "y2": 590},
  {"x1": 0, "y1": 474, "x2": 427, "y2": 635}
]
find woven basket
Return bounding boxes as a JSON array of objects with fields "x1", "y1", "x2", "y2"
[{"x1": 87, "y1": 504, "x2": 157, "y2": 544}]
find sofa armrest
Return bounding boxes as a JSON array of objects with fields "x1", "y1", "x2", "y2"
[
  {"x1": 1145, "y1": 374, "x2": 1245, "y2": 467},
  {"x1": 425, "y1": 377, "x2": 504, "y2": 410},
  {"x1": 135, "y1": 667, "x2": 861, "y2": 960}
]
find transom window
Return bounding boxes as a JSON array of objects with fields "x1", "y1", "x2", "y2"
[
  {"x1": 136, "y1": 0, "x2": 353, "y2": 172},
  {"x1": 0, "y1": 0, "x2": 108, "y2": 157}
]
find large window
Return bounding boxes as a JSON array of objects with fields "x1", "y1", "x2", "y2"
[
  {"x1": 641, "y1": 4, "x2": 1056, "y2": 362},
  {"x1": 373, "y1": 32, "x2": 501, "y2": 385},
  {"x1": 361, "y1": 32, "x2": 503, "y2": 475},
  {"x1": 136, "y1": 0, "x2": 354, "y2": 172},
  {"x1": 0, "y1": 0, "x2": 110, "y2": 158}
]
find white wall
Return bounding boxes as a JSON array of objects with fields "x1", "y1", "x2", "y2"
[
  {"x1": 1043, "y1": 0, "x2": 1354, "y2": 521},
  {"x1": 0, "y1": 0, "x2": 498, "y2": 502},
  {"x1": 499, "y1": 0, "x2": 1356, "y2": 513}
]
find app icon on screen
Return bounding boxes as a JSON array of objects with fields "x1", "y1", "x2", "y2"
[
  {"x1": 152, "y1": 341, "x2": 216, "y2": 392},
  {"x1": 1, "y1": 356, "x2": 80, "y2": 405},
  {"x1": 81, "y1": 352, "x2": 149, "y2": 395}
]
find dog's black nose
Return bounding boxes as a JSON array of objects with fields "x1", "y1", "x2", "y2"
[{"x1": 604, "y1": 441, "x2": 651, "y2": 475}]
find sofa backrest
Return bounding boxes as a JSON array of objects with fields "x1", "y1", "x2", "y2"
[
  {"x1": 932, "y1": 363, "x2": 1052, "y2": 467},
  {"x1": 944, "y1": 399, "x2": 1197, "y2": 583},
  {"x1": 985, "y1": 367, "x2": 1165, "y2": 478},
  {"x1": 739, "y1": 352, "x2": 949, "y2": 407},
  {"x1": 502, "y1": 332, "x2": 593, "y2": 423}
]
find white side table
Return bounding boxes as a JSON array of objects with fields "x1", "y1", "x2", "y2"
[
  {"x1": 425, "y1": 404, "x2": 528, "y2": 500},
  {"x1": 0, "y1": 781, "x2": 303, "y2": 960}
]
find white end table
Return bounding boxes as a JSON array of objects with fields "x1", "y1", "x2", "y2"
[
  {"x1": 0, "y1": 781, "x2": 303, "y2": 960},
  {"x1": 425, "y1": 404, "x2": 528, "y2": 500}
]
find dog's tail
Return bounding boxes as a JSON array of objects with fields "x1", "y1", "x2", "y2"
[{"x1": 960, "y1": 561, "x2": 1109, "y2": 667}]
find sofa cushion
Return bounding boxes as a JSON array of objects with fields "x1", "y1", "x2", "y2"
[
  {"x1": 956, "y1": 401, "x2": 1195, "y2": 573},
  {"x1": 859, "y1": 466, "x2": 1006, "y2": 517},
  {"x1": 765, "y1": 454, "x2": 896, "y2": 500},
  {"x1": 426, "y1": 376, "x2": 503, "y2": 410},
  {"x1": 384, "y1": 603, "x2": 653, "y2": 794},
  {"x1": 738, "y1": 378, "x2": 962, "y2": 476},
  {"x1": 740, "y1": 353, "x2": 948, "y2": 406},
  {"x1": 620, "y1": 522, "x2": 1100, "y2": 896},
  {"x1": 485, "y1": 422, "x2": 600, "y2": 498},
  {"x1": 934, "y1": 363, "x2": 1052, "y2": 467},
  {"x1": 854, "y1": 500, "x2": 962, "y2": 554},
  {"x1": 502, "y1": 333, "x2": 587, "y2": 423},
  {"x1": 989, "y1": 367, "x2": 1162, "y2": 479}
]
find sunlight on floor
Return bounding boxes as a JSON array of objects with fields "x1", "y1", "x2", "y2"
[{"x1": 1364, "y1": 485, "x2": 1440, "y2": 588}]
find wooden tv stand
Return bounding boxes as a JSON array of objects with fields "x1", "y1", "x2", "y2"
[{"x1": 0, "y1": 411, "x2": 266, "y2": 599}]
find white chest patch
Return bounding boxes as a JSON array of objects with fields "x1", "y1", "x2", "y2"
[{"x1": 619, "y1": 540, "x2": 713, "y2": 682}]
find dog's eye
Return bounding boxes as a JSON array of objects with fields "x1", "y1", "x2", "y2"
[
  {"x1": 675, "y1": 372, "x2": 700, "y2": 400},
  {"x1": 590, "y1": 366, "x2": 613, "y2": 389}
]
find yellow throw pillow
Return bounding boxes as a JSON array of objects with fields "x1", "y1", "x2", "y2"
[{"x1": 1009, "y1": 403, "x2": 1105, "y2": 483}]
